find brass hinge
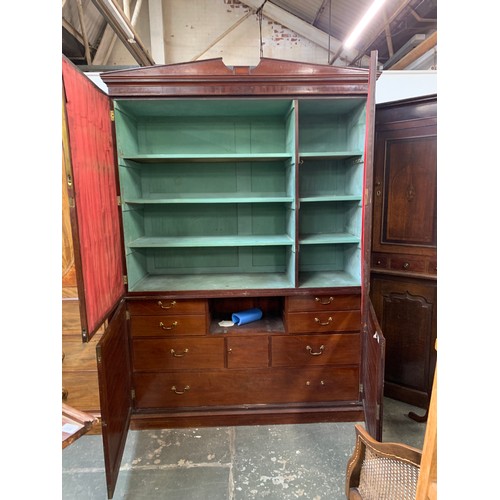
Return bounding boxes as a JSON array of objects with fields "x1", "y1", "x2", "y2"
[
  {"x1": 359, "y1": 383, "x2": 363, "y2": 395},
  {"x1": 110, "y1": 110, "x2": 115, "y2": 121},
  {"x1": 123, "y1": 275, "x2": 128, "y2": 285},
  {"x1": 117, "y1": 195, "x2": 122, "y2": 206},
  {"x1": 68, "y1": 197, "x2": 75, "y2": 208},
  {"x1": 131, "y1": 389, "x2": 136, "y2": 400},
  {"x1": 96, "y1": 345, "x2": 102, "y2": 364},
  {"x1": 376, "y1": 403, "x2": 381, "y2": 420},
  {"x1": 126, "y1": 310, "x2": 131, "y2": 320}
]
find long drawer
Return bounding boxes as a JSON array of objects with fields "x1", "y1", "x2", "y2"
[
  {"x1": 132, "y1": 338, "x2": 224, "y2": 371},
  {"x1": 285, "y1": 310, "x2": 360, "y2": 333},
  {"x1": 271, "y1": 334, "x2": 360, "y2": 367},
  {"x1": 131, "y1": 315, "x2": 208, "y2": 337},
  {"x1": 128, "y1": 299, "x2": 207, "y2": 316},
  {"x1": 286, "y1": 294, "x2": 360, "y2": 312},
  {"x1": 134, "y1": 367, "x2": 360, "y2": 409}
]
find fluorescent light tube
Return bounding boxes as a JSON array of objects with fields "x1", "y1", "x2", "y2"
[{"x1": 344, "y1": 0, "x2": 387, "y2": 49}]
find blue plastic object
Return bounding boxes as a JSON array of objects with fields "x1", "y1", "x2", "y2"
[{"x1": 231, "y1": 308, "x2": 263, "y2": 326}]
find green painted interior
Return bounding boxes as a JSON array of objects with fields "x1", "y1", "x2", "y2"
[{"x1": 113, "y1": 97, "x2": 366, "y2": 291}]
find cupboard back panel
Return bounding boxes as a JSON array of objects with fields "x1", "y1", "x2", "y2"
[
  {"x1": 298, "y1": 244, "x2": 361, "y2": 288},
  {"x1": 299, "y1": 202, "x2": 361, "y2": 238},
  {"x1": 298, "y1": 99, "x2": 366, "y2": 153},
  {"x1": 299, "y1": 158, "x2": 363, "y2": 198},
  {"x1": 122, "y1": 161, "x2": 294, "y2": 200},
  {"x1": 146, "y1": 246, "x2": 290, "y2": 274},
  {"x1": 141, "y1": 204, "x2": 291, "y2": 238},
  {"x1": 115, "y1": 99, "x2": 295, "y2": 157}
]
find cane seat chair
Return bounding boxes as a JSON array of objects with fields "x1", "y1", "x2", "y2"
[{"x1": 345, "y1": 424, "x2": 422, "y2": 499}]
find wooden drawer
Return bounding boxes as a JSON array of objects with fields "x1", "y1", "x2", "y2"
[
  {"x1": 132, "y1": 338, "x2": 224, "y2": 371},
  {"x1": 285, "y1": 310, "x2": 360, "y2": 333},
  {"x1": 371, "y1": 253, "x2": 388, "y2": 270},
  {"x1": 390, "y1": 256, "x2": 426, "y2": 273},
  {"x1": 271, "y1": 334, "x2": 360, "y2": 367},
  {"x1": 131, "y1": 315, "x2": 208, "y2": 337},
  {"x1": 286, "y1": 294, "x2": 360, "y2": 312},
  {"x1": 227, "y1": 336, "x2": 269, "y2": 369},
  {"x1": 128, "y1": 299, "x2": 207, "y2": 316},
  {"x1": 134, "y1": 367, "x2": 360, "y2": 409}
]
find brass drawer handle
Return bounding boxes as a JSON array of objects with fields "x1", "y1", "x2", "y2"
[
  {"x1": 315, "y1": 296, "x2": 333, "y2": 305},
  {"x1": 305, "y1": 380, "x2": 325, "y2": 386},
  {"x1": 402, "y1": 262, "x2": 410, "y2": 270},
  {"x1": 314, "y1": 316, "x2": 333, "y2": 326},
  {"x1": 306, "y1": 345, "x2": 325, "y2": 356},
  {"x1": 170, "y1": 348, "x2": 189, "y2": 357},
  {"x1": 159, "y1": 321, "x2": 178, "y2": 330},
  {"x1": 171, "y1": 385, "x2": 190, "y2": 395},
  {"x1": 158, "y1": 300, "x2": 176, "y2": 309}
]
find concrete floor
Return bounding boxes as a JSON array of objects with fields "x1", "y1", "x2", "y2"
[{"x1": 62, "y1": 398, "x2": 426, "y2": 500}]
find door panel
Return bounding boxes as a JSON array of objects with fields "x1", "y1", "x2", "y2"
[
  {"x1": 362, "y1": 301, "x2": 385, "y2": 440},
  {"x1": 62, "y1": 55, "x2": 125, "y2": 341},
  {"x1": 360, "y1": 53, "x2": 384, "y2": 439},
  {"x1": 96, "y1": 301, "x2": 132, "y2": 499}
]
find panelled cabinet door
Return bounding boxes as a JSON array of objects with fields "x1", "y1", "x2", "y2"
[
  {"x1": 362, "y1": 301, "x2": 386, "y2": 441},
  {"x1": 62, "y1": 55, "x2": 125, "y2": 341},
  {"x1": 360, "y1": 52, "x2": 384, "y2": 439},
  {"x1": 96, "y1": 300, "x2": 132, "y2": 499}
]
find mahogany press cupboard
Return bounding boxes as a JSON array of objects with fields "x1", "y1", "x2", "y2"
[{"x1": 62, "y1": 53, "x2": 384, "y2": 498}]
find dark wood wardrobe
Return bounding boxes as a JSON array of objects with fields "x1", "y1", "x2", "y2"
[{"x1": 370, "y1": 95, "x2": 437, "y2": 411}]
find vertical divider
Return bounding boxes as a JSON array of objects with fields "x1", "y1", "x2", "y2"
[{"x1": 291, "y1": 99, "x2": 299, "y2": 288}]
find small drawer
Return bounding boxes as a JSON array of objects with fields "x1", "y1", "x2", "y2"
[
  {"x1": 131, "y1": 315, "x2": 208, "y2": 337},
  {"x1": 227, "y1": 336, "x2": 269, "y2": 369},
  {"x1": 428, "y1": 259, "x2": 437, "y2": 275},
  {"x1": 271, "y1": 334, "x2": 360, "y2": 367},
  {"x1": 285, "y1": 310, "x2": 360, "y2": 334},
  {"x1": 390, "y1": 257, "x2": 426, "y2": 273},
  {"x1": 128, "y1": 299, "x2": 207, "y2": 316},
  {"x1": 133, "y1": 338, "x2": 224, "y2": 371},
  {"x1": 286, "y1": 294, "x2": 360, "y2": 312},
  {"x1": 371, "y1": 253, "x2": 388, "y2": 270}
]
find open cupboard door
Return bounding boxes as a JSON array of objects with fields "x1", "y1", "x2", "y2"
[
  {"x1": 62, "y1": 55, "x2": 125, "y2": 342},
  {"x1": 360, "y1": 51, "x2": 385, "y2": 441},
  {"x1": 62, "y1": 55, "x2": 129, "y2": 499},
  {"x1": 96, "y1": 300, "x2": 132, "y2": 499}
]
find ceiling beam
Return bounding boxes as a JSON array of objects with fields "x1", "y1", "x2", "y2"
[
  {"x1": 240, "y1": 0, "x2": 370, "y2": 66},
  {"x1": 191, "y1": 10, "x2": 254, "y2": 61},
  {"x1": 90, "y1": 0, "x2": 154, "y2": 66},
  {"x1": 93, "y1": 0, "x2": 143, "y2": 65},
  {"x1": 348, "y1": 0, "x2": 413, "y2": 66},
  {"x1": 148, "y1": 0, "x2": 165, "y2": 64},
  {"x1": 388, "y1": 30, "x2": 437, "y2": 69}
]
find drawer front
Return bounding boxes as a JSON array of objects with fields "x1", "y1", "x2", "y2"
[
  {"x1": 286, "y1": 294, "x2": 360, "y2": 312},
  {"x1": 134, "y1": 367, "x2": 360, "y2": 409},
  {"x1": 227, "y1": 336, "x2": 269, "y2": 369},
  {"x1": 390, "y1": 256, "x2": 426, "y2": 273},
  {"x1": 371, "y1": 253, "x2": 389, "y2": 270},
  {"x1": 131, "y1": 315, "x2": 208, "y2": 337},
  {"x1": 286, "y1": 310, "x2": 360, "y2": 333},
  {"x1": 133, "y1": 338, "x2": 224, "y2": 371},
  {"x1": 271, "y1": 334, "x2": 360, "y2": 367},
  {"x1": 128, "y1": 299, "x2": 207, "y2": 316}
]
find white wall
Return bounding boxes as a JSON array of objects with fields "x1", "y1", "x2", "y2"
[
  {"x1": 376, "y1": 70, "x2": 437, "y2": 103},
  {"x1": 104, "y1": 0, "x2": 337, "y2": 67}
]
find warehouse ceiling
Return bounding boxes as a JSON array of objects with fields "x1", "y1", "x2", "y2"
[{"x1": 62, "y1": 0, "x2": 437, "y2": 70}]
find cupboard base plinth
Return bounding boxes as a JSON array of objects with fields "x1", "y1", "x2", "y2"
[{"x1": 129, "y1": 404, "x2": 364, "y2": 429}]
